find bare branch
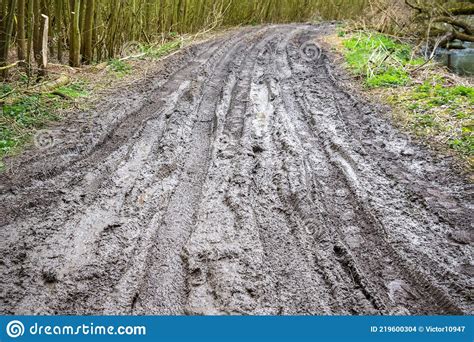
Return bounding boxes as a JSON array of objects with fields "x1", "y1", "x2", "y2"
[
  {"x1": 432, "y1": 16, "x2": 473, "y2": 35},
  {"x1": 0, "y1": 60, "x2": 24, "y2": 71},
  {"x1": 405, "y1": 0, "x2": 424, "y2": 12},
  {"x1": 447, "y1": 5, "x2": 474, "y2": 16}
]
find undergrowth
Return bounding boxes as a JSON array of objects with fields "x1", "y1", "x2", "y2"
[
  {"x1": 391, "y1": 80, "x2": 474, "y2": 158},
  {"x1": 107, "y1": 37, "x2": 184, "y2": 77},
  {"x1": 0, "y1": 36, "x2": 188, "y2": 170},
  {"x1": 342, "y1": 32, "x2": 424, "y2": 88},
  {"x1": 141, "y1": 39, "x2": 183, "y2": 59},
  {"x1": 0, "y1": 81, "x2": 88, "y2": 169},
  {"x1": 332, "y1": 29, "x2": 474, "y2": 168},
  {"x1": 107, "y1": 59, "x2": 133, "y2": 76}
]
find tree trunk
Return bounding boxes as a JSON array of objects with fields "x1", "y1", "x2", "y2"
[
  {"x1": 33, "y1": 0, "x2": 43, "y2": 76},
  {"x1": 55, "y1": 0, "x2": 63, "y2": 62},
  {"x1": 17, "y1": 0, "x2": 27, "y2": 65},
  {"x1": 69, "y1": 0, "x2": 81, "y2": 67},
  {"x1": 79, "y1": 0, "x2": 86, "y2": 56},
  {"x1": 41, "y1": 14, "x2": 49, "y2": 71},
  {"x1": 0, "y1": 0, "x2": 18, "y2": 79},
  {"x1": 82, "y1": 0, "x2": 94, "y2": 64},
  {"x1": 26, "y1": 0, "x2": 34, "y2": 78}
]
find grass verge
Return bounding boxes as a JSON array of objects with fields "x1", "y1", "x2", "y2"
[
  {"x1": 0, "y1": 82, "x2": 88, "y2": 169},
  {"x1": 325, "y1": 29, "x2": 474, "y2": 170},
  {"x1": 0, "y1": 35, "x2": 191, "y2": 171}
]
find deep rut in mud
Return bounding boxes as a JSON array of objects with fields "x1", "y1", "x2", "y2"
[{"x1": 0, "y1": 24, "x2": 472, "y2": 315}]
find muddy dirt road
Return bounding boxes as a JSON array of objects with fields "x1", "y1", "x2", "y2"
[{"x1": 0, "y1": 24, "x2": 472, "y2": 315}]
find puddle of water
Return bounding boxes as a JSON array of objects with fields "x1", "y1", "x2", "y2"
[{"x1": 435, "y1": 41, "x2": 474, "y2": 76}]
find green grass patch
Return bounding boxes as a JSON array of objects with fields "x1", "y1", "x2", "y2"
[
  {"x1": 342, "y1": 32, "x2": 422, "y2": 88},
  {"x1": 389, "y1": 79, "x2": 474, "y2": 160},
  {"x1": 142, "y1": 39, "x2": 183, "y2": 59},
  {"x1": 1, "y1": 83, "x2": 14, "y2": 97},
  {"x1": 107, "y1": 37, "x2": 182, "y2": 76},
  {"x1": 0, "y1": 81, "x2": 89, "y2": 163},
  {"x1": 54, "y1": 81, "x2": 89, "y2": 99},
  {"x1": 0, "y1": 35, "x2": 187, "y2": 169},
  {"x1": 108, "y1": 59, "x2": 132, "y2": 77},
  {"x1": 1, "y1": 95, "x2": 57, "y2": 158},
  {"x1": 337, "y1": 30, "x2": 474, "y2": 166}
]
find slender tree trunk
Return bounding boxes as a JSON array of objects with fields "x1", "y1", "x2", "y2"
[
  {"x1": 69, "y1": 0, "x2": 81, "y2": 66},
  {"x1": 0, "y1": 0, "x2": 17, "y2": 79},
  {"x1": 17, "y1": 0, "x2": 27, "y2": 65},
  {"x1": 32, "y1": 0, "x2": 48, "y2": 77},
  {"x1": 26, "y1": 0, "x2": 34, "y2": 78},
  {"x1": 92, "y1": 4, "x2": 98, "y2": 60},
  {"x1": 33, "y1": 0, "x2": 42, "y2": 73},
  {"x1": 82, "y1": 0, "x2": 94, "y2": 64},
  {"x1": 41, "y1": 14, "x2": 49, "y2": 72},
  {"x1": 55, "y1": 0, "x2": 63, "y2": 62},
  {"x1": 79, "y1": 0, "x2": 86, "y2": 56},
  {"x1": 0, "y1": 1, "x2": 8, "y2": 19}
]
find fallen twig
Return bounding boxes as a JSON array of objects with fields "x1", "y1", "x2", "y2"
[{"x1": 0, "y1": 60, "x2": 24, "y2": 71}]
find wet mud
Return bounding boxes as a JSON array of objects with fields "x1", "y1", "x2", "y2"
[{"x1": 0, "y1": 24, "x2": 472, "y2": 315}]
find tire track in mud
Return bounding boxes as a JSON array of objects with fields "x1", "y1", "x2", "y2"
[{"x1": 0, "y1": 24, "x2": 472, "y2": 315}]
